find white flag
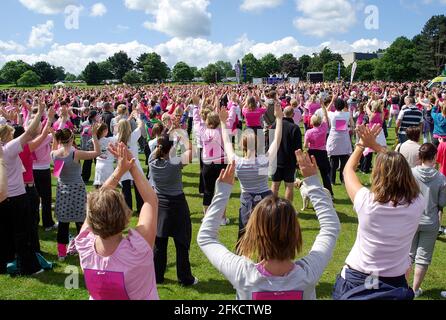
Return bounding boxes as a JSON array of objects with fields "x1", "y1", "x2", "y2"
[{"x1": 351, "y1": 61, "x2": 358, "y2": 83}]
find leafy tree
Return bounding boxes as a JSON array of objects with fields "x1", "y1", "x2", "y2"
[
  {"x1": 374, "y1": 37, "x2": 417, "y2": 81},
  {"x1": 309, "y1": 48, "x2": 343, "y2": 72},
  {"x1": 32, "y1": 61, "x2": 57, "y2": 84},
  {"x1": 323, "y1": 61, "x2": 345, "y2": 81},
  {"x1": 17, "y1": 70, "x2": 40, "y2": 87},
  {"x1": 193, "y1": 68, "x2": 203, "y2": 78},
  {"x1": 278, "y1": 54, "x2": 300, "y2": 77},
  {"x1": 241, "y1": 53, "x2": 264, "y2": 82},
  {"x1": 55, "y1": 66, "x2": 66, "y2": 81},
  {"x1": 107, "y1": 51, "x2": 134, "y2": 81},
  {"x1": 0, "y1": 60, "x2": 32, "y2": 85},
  {"x1": 97, "y1": 61, "x2": 114, "y2": 81},
  {"x1": 201, "y1": 64, "x2": 222, "y2": 83},
  {"x1": 214, "y1": 61, "x2": 233, "y2": 78},
  {"x1": 346, "y1": 59, "x2": 378, "y2": 82},
  {"x1": 136, "y1": 53, "x2": 150, "y2": 72},
  {"x1": 82, "y1": 61, "x2": 102, "y2": 85},
  {"x1": 65, "y1": 73, "x2": 77, "y2": 81},
  {"x1": 141, "y1": 53, "x2": 170, "y2": 83},
  {"x1": 298, "y1": 55, "x2": 312, "y2": 78},
  {"x1": 122, "y1": 70, "x2": 142, "y2": 84},
  {"x1": 172, "y1": 62, "x2": 194, "y2": 83},
  {"x1": 260, "y1": 54, "x2": 280, "y2": 76}
]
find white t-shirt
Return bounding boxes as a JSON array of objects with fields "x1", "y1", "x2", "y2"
[{"x1": 345, "y1": 188, "x2": 425, "y2": 277}]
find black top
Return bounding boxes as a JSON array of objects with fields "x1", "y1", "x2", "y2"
[
  {"x1": 101, "y1": 111, "x2": 115, "y2": 137},
  {"x1": 271, "y1": 118, "x2": 302, "y2": 169}
]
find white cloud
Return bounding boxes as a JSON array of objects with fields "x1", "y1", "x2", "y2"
[
  {"x1": 0, "y1": 36, "x2": 389, "y2": 75},
  {"x1": 294, "y1": 0, "x2": 357, "y2": 37},
  {"x1": 126, "y1": 0, "x2": 212, "y2": 38},
  {"x1": 18, "y1": 0, "x2": 77, "y2": 15},
  {"x1": 0, "y1": 41, "x2": 26, "y2": 53},
  {"x1": 28, "y1": 20, "x2": 54, "y2": 48},
  {"x1": 91, "y1": 3, "x2": 107, "y2": 17},
  {"x1": 240, "y1": 0, "x2": 283, "y2": 12}
]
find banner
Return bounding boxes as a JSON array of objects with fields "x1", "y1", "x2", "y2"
[
  {"x1": 235, "y1": 60, "x2": 241, "y2": 84},
  {"x1": 338, "y1": 62, "x2": 341, "y2": 81},
  {"x1": 351, "y1": 61, "x2": 358, "y2": 83}
]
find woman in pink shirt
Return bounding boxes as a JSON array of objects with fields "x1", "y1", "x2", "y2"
[
  {"x1": 53, "y1": 101, "x2": 75, "y2": 131},
  {"x1": 75, "y1": 143, "x2": 159, "y2": 300},
  {"x1": 242, "y1": 97, "x2": 266, "y2": 132},
  {"x1": 334, "y1": 124, "x2": 424, "y2": 300},
  {"x1": 304, "y1": 99, "x2": 333, "y2": 197}
]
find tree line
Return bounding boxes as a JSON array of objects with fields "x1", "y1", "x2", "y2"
[{"x1": 1, "y1": 15, "x2": 444, "y2": 87}]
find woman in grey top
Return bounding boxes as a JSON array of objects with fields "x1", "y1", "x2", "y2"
[
  {"x1": 198, "y1": 152, "x2": 340, "y2": 300},
  {"x1": 410, "y1": 143, "x2": 446, "y2": 298},
  {"x1": 148, "y1": 132, "x2": 197, "y2": 287},
  {"x1": 51, "y1": 126, "x2": 100, "y2": 261}
]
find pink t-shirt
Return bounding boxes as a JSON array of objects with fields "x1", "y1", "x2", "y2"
[
  {"x1": 305, "y1": 121, "x2": 328, "y2": 151},
  {"x1": 19, "y1": 144, "x2": 35, "y2": 184},
  {"x1": 2, "y1": 138, "x2": 26, "y2": 197},
  {"x1": 308, "y1": 102, "x2": 321, "y2": 116},
  {"x1": 53, "y1": 119, "x2": 74, "y2": 131},
  {"x1": 75, "y1": 228, "x2": 159, "y2": 301},
  {"x1": 437, "y1": 142, "x2": 446, "y2": 177},
  {"x1": 346, "y1": 188, "x2": 424, "y2": 277},
  {"x1": 33, "y1": 134, "x2": 52, "y2": 170},
  {"x1": 243, "y1": 107, "x2": 266, "y2": 128}
]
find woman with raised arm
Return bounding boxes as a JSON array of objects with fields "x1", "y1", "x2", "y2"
[
  {"x1": 220, "y1": 103, "x2": 283, "y2": 239},
  {"x1": 333, "y1": 124, "x2": 425, "y2": 300},
  {"x1": 51, "y1": 124, "x2": 101, "y2": 261},
  {"x1": 0, "y1": 144, "x2": 6, "y2": 204},
  {"x1": 198, "y1": 153, "x2": 340, "y2": 300},
  {"x1": 148, "y1": 132, "x2": 197, "y2": 287},
  {"x1": 75, "y1": 143, "x2": 159, "y2": 300},
  {"x1": 0, "y1": 102, "x2": 46, "y2": 275}
]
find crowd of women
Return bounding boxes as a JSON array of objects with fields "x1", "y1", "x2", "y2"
[{"x1": 1, "y1": 80, "x2": 446, "y2": 300}]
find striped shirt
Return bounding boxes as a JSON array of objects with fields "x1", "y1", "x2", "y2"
[
  {"x1": 235, "y1": 155, "x2": 270, "y2": 194},
  {"x1": 397, "y1": 106, "x2": 423, "y2": 135}
]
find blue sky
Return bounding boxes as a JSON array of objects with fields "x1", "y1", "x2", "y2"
[{"x1": 0, "y1": 0, "x2": 445, "y2": 74}]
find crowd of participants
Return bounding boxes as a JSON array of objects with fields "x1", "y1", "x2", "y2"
[{"x1": 1, "y1": 80, "x2": 446, "y2": 300}]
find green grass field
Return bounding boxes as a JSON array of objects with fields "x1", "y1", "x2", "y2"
[{"x1": 1, "y1": 129, "x2": 446, "y2": 300}]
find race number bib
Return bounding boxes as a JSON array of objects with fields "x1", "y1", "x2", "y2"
[
  {"x1": 252, "y1": 291, "x2": 303, "y2": 300},
  {"x1": 84, "y1": 269, "x2": 130, "y2": 300}
]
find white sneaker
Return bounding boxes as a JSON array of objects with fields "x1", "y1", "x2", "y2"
[
  {"x1": 58, "y1": 256, "x2": 66, "y2": 262},
  {"x1": 32, "y1": 269, "x2": 45, "y2": 276},
  {"x1": 45, "y1": 223, "x2": 58, "y2": 232},
  {"x1": 192, "y1": 277, "x2": 199, "y2": 285},
  {"x1": 441, "y1": 291, "x2": 446, "y2": 298},
  {"x1": 220, "y1": 218, "x2": 230, "y2": 226},
  {"x1": 414, "y1": 289, "x2": 423, "y2": 298}
]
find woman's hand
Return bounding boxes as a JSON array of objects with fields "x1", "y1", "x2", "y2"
[
  {"x1": 109, "y1": 142, "x2": 135, "y2": 173},
  {"x1": 219, "y1": 106, "x2": 229, "y2": 123},
  {"x1": 274, "y1": 102, "x2": 283, "y2": 119},
  {"x1": 295, "y1": 150, "x2": 318, "y2": 178},
  {"x1": 218, "y1": 161, "x2": 236, "y2": 186},
  {"x1": 356, "y1": 124, "x2": 383, "y2": 151}
]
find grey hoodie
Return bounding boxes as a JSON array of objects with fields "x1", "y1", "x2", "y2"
[{"x1": 412, "y1": 166, "x2": 446, "y2": 227}]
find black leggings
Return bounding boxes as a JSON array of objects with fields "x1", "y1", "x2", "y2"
[
  {"x1": 154, "y1": 237, "x2": 195, "y2": 286},
  {"x1": 122, "y1": 180, "x2": 143, "y2": 212},
  {"x1": 330, "y1": 155, "x2": 350, "y2": 184},
  {"x1": 309, "y1": 149, "x2": 333, "y2": 196},
  {"x1": 33, "y1": 169, "x2": 55, "y2": 228},
  {"x1": 0, "y1": 194, "x2": 41, "y2": 275},
  {"x1": 81, "y1": 159, "x2": 93, "y2": 183},
  {"x1": 25, "y1": 186, "x2": 41, "y2": 253},
  {"x1": 57, "y1": 222, "x2": 83, "y2": 245},
  {"x1": 202, "y1": 163, "x2": 227, "y2": 206}
]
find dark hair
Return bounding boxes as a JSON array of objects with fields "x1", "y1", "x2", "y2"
[
  {"x1": 55, "y1": 129, "x2": 73, "y2": 144},
  {"x1": 419, "y1": 143, "x2": 437, "y2": 162},
  {"x1": 151, "y1": 123, "x2": 164, "y2": 138},
  {"x1": 335, "y1": 98, "x2": 346, "y2": 111},
  {"x1": 13, "y1": 125, "x2": 25, "y2": 139},
  {"x1": 88, "y1": 110, "x2": 98, "y2": 123},
  {"x1": 406, "y1": 126, "x2": 421, "y2": 142},
  {"x1": 153, "y1": 134, "x2": 174, "y2": 160}
]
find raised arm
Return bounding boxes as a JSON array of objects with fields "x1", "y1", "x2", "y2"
[
  {"x1": 294, "y1": 150, "x2": 340, "y2": 283},
  {"x1": 0, "y1": 146, "x2": 7, "y2": 203},
  {"x1": 74, "y1": 123, "x2": 101, "y2": 161},
  {"x1": 28, "y1": 107, "x2": 55, "y2": 152},
  {"x1": 19, "y1": 101, "x2": 45, "y2": 147},
  {"x1": 265, "y1": 103, "x2": 283, "y2": 163},
  {"x1": 344, "y1": 124, "x2": 386, "y2": 202},
  {"x1": 197, "y1": 162, "x2": 246, "y2": 284},
  {"x1": 219, "y1": 107, "x2": 235, "y2": 162}
]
